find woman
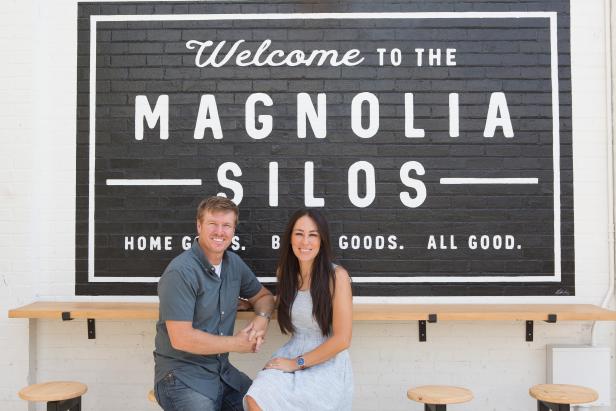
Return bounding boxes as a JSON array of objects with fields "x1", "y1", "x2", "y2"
[{"x1": 245, "y1": 209, "x2": 353, "y2": 411}]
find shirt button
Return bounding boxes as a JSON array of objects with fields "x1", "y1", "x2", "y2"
[
  {"x1": 220, "y1": 332, "x2": 223, "y2": 335},
  {"x1": 221, "y1": 311, "x2": 224, "y2": 316}
]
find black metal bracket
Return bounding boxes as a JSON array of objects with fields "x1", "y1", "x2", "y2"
[
  {"x1": 418, "y1": 314, "x2": 437, "y2": 342},
  {"x1": 546, "y1": 314, "x2": 557, "y2": 323},
  {"x1": 419, "y1": 320, "x2": 427, "y2": 342},
  {"x1": 60, "y1": 312, "x2": 96, "y2": 339},
  {"x1": 87, "y1": 319, "x2": 96, "y2": 339},
  {"x1": 526, "y1": 315, "x2": 557, "y2": 342},
  {"x1": 526, "y1": 320, "x2": 534, "y2": 341}
]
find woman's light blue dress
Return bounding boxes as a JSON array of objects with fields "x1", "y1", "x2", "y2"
[{"x1": 245, "y1": 290, "x2": 353, "y2": 410}]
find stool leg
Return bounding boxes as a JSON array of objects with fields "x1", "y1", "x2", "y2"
[
  {"x1": 538, "y1": 401, "x2": 570, "y2": 411},
  {"x1": 46, "y1": 396, "x2": 82, "y2": 411},
  {"x1": 425, "y1": 405, "x2": 447, "y2": 411}
]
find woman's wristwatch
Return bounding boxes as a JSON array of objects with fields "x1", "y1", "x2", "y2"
[{"x1": 295, "y1": 356, "x2": 306, "y2": 370}]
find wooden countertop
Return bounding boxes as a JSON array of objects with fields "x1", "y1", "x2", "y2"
[{"x1": 9, "y1": 301, "x2": 616, "y2": 321}]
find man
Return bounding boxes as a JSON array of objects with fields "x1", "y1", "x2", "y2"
[{"x1": 154, "y1": 196, "x2": 275, "y2": 411}]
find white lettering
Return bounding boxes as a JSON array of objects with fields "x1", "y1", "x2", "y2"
[
  {"x1": 415, "y1": 48, "x2": 425, "y2": 66},
  {"x1": 400, "y1": 161, "x2": 427, "y2": 208},
  {"x1": 428, "y1": 48, "x2": 441, "y2": 66},
  {"x1": 484, "y1": 92, "x2": 514, "y2": 138},
  {"x1": 297, "y1": 93, "x2": 327, "y2": 139},
  {"x1": 351, "y1": 92, "x2": 379, "y2": 138},
  {"x1": 269, "y1": 161, "x2": 278, "y2": 207},
  {"x1": 348, "y1": 161, "x2": 375, "y2": 208},
  {"x1": 187, "y1": 39, "x2": 364, "y2": 68},
  {"x1": 194, "y1": 95, "x2": 223, "y2": 140},
  {"x1": 125, "y1": 236, "x2": 134, "y2": 250},
  {"x1": 390, "y1": 48, "x2": 402, "y2": 66},
  {"x1": 245, "y1": 93, "x2": 273, "y2": 140},
  {"x1": 376, "y1": 48, "x2": 386, "y2": 65},
  {"x1": 405, "y1": 93, "x2": 425, "y2": 138},
  {"x1": 449, "y1": 93, "x2": 459, "y2": 138},
  {"x1": 181, "y1": 236, "x2": 192, "y2": 250},
  {"x1": 304, "y1": 161, "x2": 324, "y2": 207},
  {"x1": 446, "y1": 48, "x2": 457, "y2": 66},
  {"x1": 135, "y1": 95, "x2": 168, "y2": 140},
  {"x1": 217, "y1": 162, "x2": 243, "y2": 204}
]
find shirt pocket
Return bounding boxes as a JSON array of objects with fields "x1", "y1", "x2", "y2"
[{"x1": 223, "y1": 279, "x2": 241, "y2": 316}]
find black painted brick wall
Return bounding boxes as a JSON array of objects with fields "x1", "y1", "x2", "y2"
[{"x1": 76, "y1": 0, "x2": 573, "y2": 296}]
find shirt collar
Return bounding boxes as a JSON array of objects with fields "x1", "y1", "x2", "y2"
[{"x1": 191, "y1": 240, "x2": 227, "y2": 277}]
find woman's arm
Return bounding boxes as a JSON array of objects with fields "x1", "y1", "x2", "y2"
[{"x1": 265, "y1": 266, "x2": 352, "y2": 372}]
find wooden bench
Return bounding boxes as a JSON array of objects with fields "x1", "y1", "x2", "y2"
[{"x1": 9, "y1": 301, "x2": 616, "y2": 341}]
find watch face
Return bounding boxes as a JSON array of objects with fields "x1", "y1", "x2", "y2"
[{"x1": 297, "y1": 357, "x2": 305, "y2": 366}]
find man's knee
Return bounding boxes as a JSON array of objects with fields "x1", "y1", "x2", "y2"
[{"x1": 156, "y1": 374, "x2": 217, "y2": 411}]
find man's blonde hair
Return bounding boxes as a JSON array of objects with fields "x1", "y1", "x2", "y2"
[{"x1": 196, "y1": 196, "x2": 239, "y2": 226}]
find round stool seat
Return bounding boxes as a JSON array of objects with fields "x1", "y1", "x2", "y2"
[
  {"x1": 18, "y1": 381, "x2": 87, "y2": 402},
  {"x1": 148, "y1": 388, "x2": 157, "y2": 402},
  {"x1": 407, "y1": 385, "x2": 473, "y2": 405},
  {"x1": 530, "y1": 384, "x2": 598, "y2": 405}
]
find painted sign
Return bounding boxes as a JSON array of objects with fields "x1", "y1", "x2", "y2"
[{"x1": 76, "y1": 1, "x2": 573, "y2": 296}]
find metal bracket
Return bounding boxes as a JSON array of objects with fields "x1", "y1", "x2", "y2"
[
  {"x1": 526, "y1": 315, "x2": 556, "y2": 342},
  {"x1": 419, "y1": 320, "x2": 427, "y2": 342},
  {"x1": 419, "y1": 314, "x2": 437, "y2": 342},
  {"x1": 61, "y1": 311, "x2": 72, "y2": 321},
  {"x1": 526, "y1": 320, "x2": 534, "y2": 341},
  {"x1": 87, "y1": 318, "x2": 96, "y2": 339}
]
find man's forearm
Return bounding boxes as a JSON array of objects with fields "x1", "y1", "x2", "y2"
[
  {"x1": 252, "y1": 293, "x2": 275, "y2": 317},
  {"x1": 171, "y1": 327, "x2": 238, "y2": 355}
]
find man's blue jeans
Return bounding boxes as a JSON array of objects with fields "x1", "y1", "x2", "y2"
[{"x1": 155, "y1": 371, "x2": 246, "y2": 411}]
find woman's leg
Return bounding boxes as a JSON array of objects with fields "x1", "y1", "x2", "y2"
[{"x1": 244, "y1": 395, "x2": 263, "y2": 411}]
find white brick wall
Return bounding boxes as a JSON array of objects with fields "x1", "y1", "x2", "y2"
[{"x1": 2, "y1": 0, "x2": 615, "y2": 410}]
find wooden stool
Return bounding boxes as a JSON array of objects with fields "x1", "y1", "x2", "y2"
[
  {"x1": 530, "y1": 384, "x2": 598, "y2": 411},
  {"x1": 407, "y1": 385, "x2": 473, "y2": 411},
  {"x1": 18, "y1": 381, "x2": 87, "y2": 411}
]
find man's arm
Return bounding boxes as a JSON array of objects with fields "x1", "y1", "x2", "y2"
[
  {"x1": 248, "y1": 286, "x2": 275, "y2": 317},
  {"x1": 166, "y1": 321, "x2": 256, "y2": 355},
  {"x1": 159, "y1": 268, "x2": 257, "y2": 355},
  {"x1": 246, "y1": 286, "x2": 275, "y2": 350}
]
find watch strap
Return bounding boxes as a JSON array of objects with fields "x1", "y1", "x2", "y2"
[
  {"x1": 255, "y1": 311, "x2": 271, "y2": 320},
  {"x1": 296, "y1": 356, "x2": 306, "y2": 370}
]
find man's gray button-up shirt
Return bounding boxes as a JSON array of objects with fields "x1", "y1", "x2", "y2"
[{"x1": 154, "y1": 240, "x2": 262, "y2": 400}]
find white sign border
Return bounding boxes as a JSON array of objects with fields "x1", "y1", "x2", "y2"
[{"x1": 86, "y1": 11, "x2": 562, "y2": 284}]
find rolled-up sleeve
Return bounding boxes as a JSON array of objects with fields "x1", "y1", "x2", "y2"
[{"x1": 238, "y1": 260, "x2": 263, "y2": 299}]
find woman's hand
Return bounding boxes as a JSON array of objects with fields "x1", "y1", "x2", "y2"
[{"x1": 264, "y1": 357, "x2": 297, "y2": 372}]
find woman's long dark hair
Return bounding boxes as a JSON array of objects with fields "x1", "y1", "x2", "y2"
[{"x1": 276, "y1": 209, "x2": 335, "y2": 337}]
